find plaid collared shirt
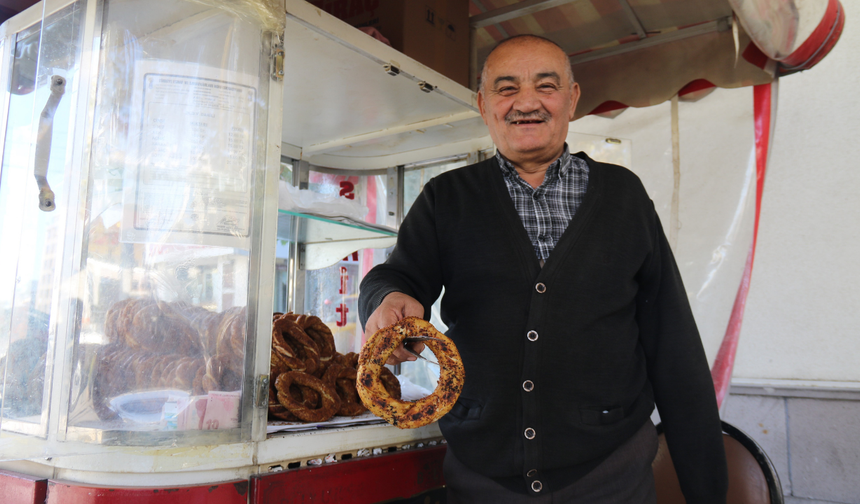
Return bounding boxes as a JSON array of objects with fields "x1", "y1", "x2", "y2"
[{"x1": 497, "y1": 146, "x2": 589, "y2": 261}]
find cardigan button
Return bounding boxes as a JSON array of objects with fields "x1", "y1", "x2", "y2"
[
  {"x1": 524, "y1": 427, "x2": 536, "y2": 439},
  {"x1": 531, "y1": 480, "x2": 543, "y2": 493},
  {"x1": 523, "y1": 380, "x2": 534, "y2": 392},
  {"x1": 535, "y1": 282, "x2": 546, "y2": 293},
  {"x1": 526, "y1": 469, "x2": 538, "y2": 477},
  {"x1": 526, "y1": 330, "x2": 538, "y2": 342}
]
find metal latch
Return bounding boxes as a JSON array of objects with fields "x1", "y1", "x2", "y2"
[{"x1": 256, "y1": 374, "x2": 270, "y2": 408}]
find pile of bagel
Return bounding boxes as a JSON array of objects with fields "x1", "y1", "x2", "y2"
[
  {"x1": 94, "y1": 299, "x2": 245, "y2": 421},
  {"x1": 268, "y1": 312, "x2": 401, "y2": 423}
]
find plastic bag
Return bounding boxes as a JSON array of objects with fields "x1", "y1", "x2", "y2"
[{"x1": 278, "y1": 180, "x2": 369, "y2": 221}]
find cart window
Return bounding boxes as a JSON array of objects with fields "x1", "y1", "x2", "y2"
[{"x1": 0, "y1": 1, "x2": 85, "y2": 442}]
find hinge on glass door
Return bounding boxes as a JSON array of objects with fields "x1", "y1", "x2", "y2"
[
  {"x1": 256, "y1": 374, "x2": 270, "y2": 408},
  {"x1": 298, "y1": 244, "x2": 307, "y2": 270},
  {"x1": 271, "y1": 40, "x2": 285, "y2": 82}
]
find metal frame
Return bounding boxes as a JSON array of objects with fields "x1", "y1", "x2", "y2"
[
  {"x1": 618, "y1": 0, "x2": 647, "y2": 40},
  {"x1": 387, "y1": 165, "x2": 404, "y2": 229},
  {"x1": 0, "y1": 12, "x2": 45, "y2": 440},
  {"x1": 247, "y1": 27, "x2": 284, "y2": 444},
  {"x1": 470, "y1": 0, "x2": 577, "y2": 29},
  {"x1": 568, "y1": 17, "x2": 733, "y2": 66},
  {"x1": 53, "y1": 0, "x2": 104, "y2": 447},
  {"x1": 0, "y1": 25, "x2": 11, "y2": 184},
  {"x1": 285, "y1": 157, "x2": 308, "y2": 314}
]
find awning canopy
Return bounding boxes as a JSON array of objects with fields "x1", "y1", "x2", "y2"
[{"x1": 470, "y1": 0, "x2": 845, "y2": 117}]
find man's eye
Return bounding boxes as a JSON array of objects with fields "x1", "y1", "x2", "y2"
[
  {"x1": 538, "y1": 84, "x2": 558, "y2": 91},
  {"x1": 497, "y1": 86, "x2": 516, "y2": 95}
]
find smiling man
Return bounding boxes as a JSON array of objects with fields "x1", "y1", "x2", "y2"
[{"x1": 359, "y1": 35, "x2": 727, "y2": 503}]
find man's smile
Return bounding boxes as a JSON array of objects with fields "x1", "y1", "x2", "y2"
[{"x1": 506, "y1": 111, "x2": 551, "y2": 126}]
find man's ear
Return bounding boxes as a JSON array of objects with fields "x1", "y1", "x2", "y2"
[
  {"x1": 477, "y1": 89, "x2": 489, "y2": 125},
  {"x1": 568, "y1": 82, "x2": 581, "y2": 121}
]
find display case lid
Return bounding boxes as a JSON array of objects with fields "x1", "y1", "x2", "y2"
[{"x1": 281, "y1": 0, "x2": 492, "y2": 170}]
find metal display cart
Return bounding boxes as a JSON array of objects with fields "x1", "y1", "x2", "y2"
[{"x1": 0, "y1": 0, "x2": 490, "y2": 501}]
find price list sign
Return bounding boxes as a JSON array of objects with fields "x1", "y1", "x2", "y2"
[{"x1": 123, "y1": 64, "x2": 257, "y2": 248}]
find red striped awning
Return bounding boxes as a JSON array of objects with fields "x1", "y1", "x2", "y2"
[{"x1": 470, "y1": 0, "x2": 844, "y2": 116}]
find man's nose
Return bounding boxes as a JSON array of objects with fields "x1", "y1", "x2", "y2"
[{"x1": 512, "y1": 85, "x2": 543, "y2": 113}]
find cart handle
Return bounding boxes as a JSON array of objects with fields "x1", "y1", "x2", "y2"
[{"x1": 34, "y1": 74, "x2": 66, "y2": 212}]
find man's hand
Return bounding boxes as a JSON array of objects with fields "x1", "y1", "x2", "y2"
[{"x1": 365, "y1": 292, "x2": 426, "y2": 366}]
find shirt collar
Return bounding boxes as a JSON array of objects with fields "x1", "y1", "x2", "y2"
[{"x1": 496, "y1": 144, "x2": 573, "y2": 184}]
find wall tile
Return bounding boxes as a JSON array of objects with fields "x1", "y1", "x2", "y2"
[
  {"x1": 788, "y1": 398, "x2": 860, "y2": 503},
  {"x1": 723, "y1": 394, "x2": 790, "y2": 495}
]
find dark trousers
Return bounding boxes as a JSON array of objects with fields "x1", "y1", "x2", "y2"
[{"x1": 444, "y1": 421, "x2": 658, "y2": 503}]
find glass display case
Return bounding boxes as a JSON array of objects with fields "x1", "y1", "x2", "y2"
[{"x1": 0, "y1": 0, "x2": 282, "y2": 456}]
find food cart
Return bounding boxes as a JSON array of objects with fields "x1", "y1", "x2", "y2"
[{"x1": 0, "y1": 0, "x2": 842, "y2": 502}]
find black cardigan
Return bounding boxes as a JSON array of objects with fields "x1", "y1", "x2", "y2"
[{"x1": 359, "y1": 153, "x2": 728, "y2": 502}]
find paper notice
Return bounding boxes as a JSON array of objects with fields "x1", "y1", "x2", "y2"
[{"x1": 122, "y1": 61, "x2": 258, "y2": 248}]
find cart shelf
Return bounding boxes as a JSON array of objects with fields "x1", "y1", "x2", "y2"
[{"x1": 277, "y1": 209, "x2": 397, "y2": 270}]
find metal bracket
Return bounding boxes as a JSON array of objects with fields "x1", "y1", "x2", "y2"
[
  {"x1": 256, "y1": 374, "x2": 270, "y2": 408},
  {"x1": 271, "y1": 38, "x2": 285, "y2": 82},
  {"x1": 384, "y1": 63, "x2": 400, "y2": 76},
  {"x1": 298, "y1": 243, "x2": 307, "y2": 270}
]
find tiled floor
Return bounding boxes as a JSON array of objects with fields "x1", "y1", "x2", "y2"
[
  {"x1": 722, "y1": 393, "x2": 860, "y2": 504},
  {"x1": 785, "y1": 497, "x2": 846, "y2": 504}
]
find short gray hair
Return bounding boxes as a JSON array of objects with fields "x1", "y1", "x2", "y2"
[{"x1": 479, "y1": 34, "x2": 575, "y2": 94}]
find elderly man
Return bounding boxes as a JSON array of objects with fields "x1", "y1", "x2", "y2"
[{"x1": 359, "y1": 35, "x2": 727, "y2": 503}]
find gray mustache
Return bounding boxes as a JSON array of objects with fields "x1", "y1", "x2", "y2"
[{"x1": 505, "y1": 111, "x2": 551, "y2": 124}]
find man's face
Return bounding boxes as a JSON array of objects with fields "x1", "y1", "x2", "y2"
[{"x1": 477, "y1": 39, "x2": 580, "y2": 167}]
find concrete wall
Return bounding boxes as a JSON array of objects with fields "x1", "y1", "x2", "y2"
[{"x1": 736, "y1": 0, "x2": 860, "y2": 383}]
